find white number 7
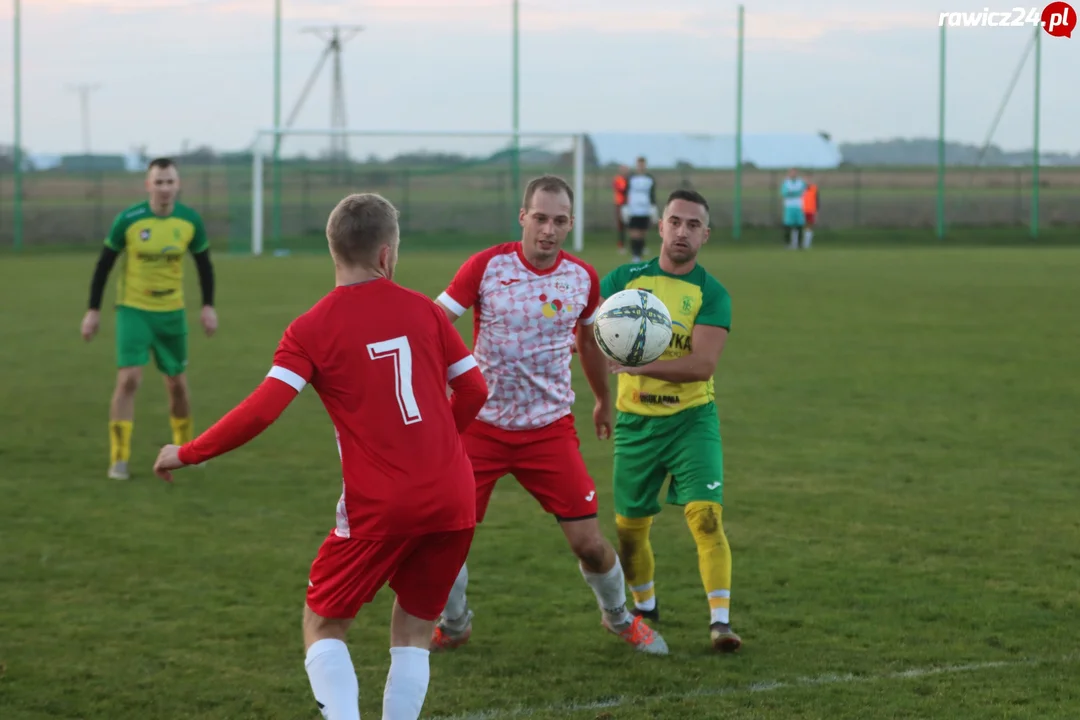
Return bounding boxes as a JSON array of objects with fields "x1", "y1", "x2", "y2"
[{"x1": 367, "y1": 336, "x2": 423, "y2": 425}]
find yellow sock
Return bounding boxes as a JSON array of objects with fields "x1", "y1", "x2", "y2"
[
  {"x1": 685, "y1": 501, "x2": 732, "y2": 626},
  {"x1": 109, "y1": 420, "x2": 133, "y2": 464},
  {"x1": 170, "y1": 415, "x2": 193, "y2": 445},
  {"x1": 615, "y1": 514, "x2": 656, "y2": 610}
]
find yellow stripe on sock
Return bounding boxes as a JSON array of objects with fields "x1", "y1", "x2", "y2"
[{"x1": 707, "y1": 589, "x2": 731, "y2": 612}]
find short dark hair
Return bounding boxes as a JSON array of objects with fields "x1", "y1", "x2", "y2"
[
  {"x1": 665, "y1": 188, "x2": 710, "y2": 216},
  {"x1": 522, "y1": 174, "x2": 574, "y2": 212},
  {"x1": 326, "y1": 193, "x2": 400, "y2": 267},
  {"x1": 147, "y1": 157, "x2": 176, "y2": 172}
]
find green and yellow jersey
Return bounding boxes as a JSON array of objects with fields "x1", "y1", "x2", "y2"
[
  {"x1": 600, "y1": 259, "x2": 732, "y2": 417},
  {"x1": 104, "y1": 201, "x2": 209, "y2": 312}
]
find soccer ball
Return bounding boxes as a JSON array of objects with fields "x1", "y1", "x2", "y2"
[{"x1": 593, "y1": 289, "x2": 673, "y2": 367}]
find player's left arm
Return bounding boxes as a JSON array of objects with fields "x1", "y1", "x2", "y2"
[
  {"x1": 189, "y1": 213, "x2": 217, "y2": 336},
  {"x1": 438, "y1": 303, "x2": 488, "y2": 432},
  {"x1": 618, "y1": 324, "x2": 728, "y2": 383},
  {"x1": 576, "y1": 267, "x2": 614, "y2": 439},
  {"x1": 616, "y1": 279, "x2": 731, "y2": 383},
  {"x1": 152, "y1": 321, "x2": 314, "y2": 481}
]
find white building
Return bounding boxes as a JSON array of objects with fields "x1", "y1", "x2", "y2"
[{"x1": 588, "y1": 132, "x2": 842, "y2": 170}]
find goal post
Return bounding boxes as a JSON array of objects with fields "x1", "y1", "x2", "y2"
[{"x1": 247, "y1": 129, "x2": 588, "y2": 256}]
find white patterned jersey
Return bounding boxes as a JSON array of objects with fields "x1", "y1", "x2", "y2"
[{"x1": 437, "y1": 242, "x2": 600, "y2": 431}]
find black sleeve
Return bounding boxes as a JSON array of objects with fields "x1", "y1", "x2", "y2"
[
  {"x1": 650, "y1": 175, "x2": 657, "y2": 204},
  {"x1": 88, "y1": 246, "x2": 120, "y2": 310},
  {"x1": 192, "y1": 249, "x2": 215, "y2": 307}
]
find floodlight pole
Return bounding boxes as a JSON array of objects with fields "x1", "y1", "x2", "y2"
[
  {"x1": 733, "y1": 5, "x2": 744, "y2": 240},
  {"x1": 272, "y1": 0, "x2": 282, "y2": 245},
  {"x1": 13, "y1": 0, "x2": 24, "y2": 251},
  {"x1": 936, "y1": 23, "x2": 946, "y2": 240},
  {"x1": 1031, "y1": 24, "x2": 1040, "y2": 239},
  {"x1": 511, "y1": 0, "x2": 521, "y2": 236}
]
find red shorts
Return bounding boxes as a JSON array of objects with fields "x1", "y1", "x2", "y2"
[
  {"x1": 306, "y1": 527, "x2": 474, "y2": 621},
  {"x1": 804, "y1": 212, "x2": 816, "y2": 226},
  {"x1": 464, "y1": 415, "x2": 599, "y2": 523}
]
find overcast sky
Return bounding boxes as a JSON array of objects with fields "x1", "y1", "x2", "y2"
[{"x1": 0, "y1": 0, "x2": 1075, "y2": 156}]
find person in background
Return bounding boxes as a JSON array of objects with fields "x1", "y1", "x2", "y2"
[
  {"x1": 81, "y1": 157, "x2": 217, "y2": 480},
  {"x1": 622, "y1": 157, "x2": 658, "y2": 263},
  {"x1": 802, "y1": 173, "x2": 819, "y2": 249},
  {"x1": 613, "y1": 165, "x2": 629, "y2": 253},
  {"x1": 780, "y1": 168, "x2": 807, "y2": 250}
]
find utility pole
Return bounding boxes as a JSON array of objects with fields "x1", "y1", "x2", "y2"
[
  {"x1": 68, "y1": 83, "x2": 101, "y2": 155},
  {"x1": 287, "y1": 25, "x2": 363, "y2": 160}
]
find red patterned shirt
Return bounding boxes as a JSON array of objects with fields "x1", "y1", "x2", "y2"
[{"x1": 437, "y1": 242, "x2": 600, "y2": 431}]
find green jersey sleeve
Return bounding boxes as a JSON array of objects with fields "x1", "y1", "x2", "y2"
[
  {"x1": 188, "y1": 211, "x2": 210, "y2": 254},
  {"x1": 600, "y1": 265, "x2": 629, "y2": 299},
  {"x1": 104, "y1": 212, "x2": 128, "y2": 252},
  {"x1": 697, "y1": 274, "x2": 732, "y2": 330}
]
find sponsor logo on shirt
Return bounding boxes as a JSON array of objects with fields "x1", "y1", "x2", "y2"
[
  {"x1": 538, "y1": 293, "x2": 575, "y2": 318},
  {"x1": 632, "y1": 390, "x2": 681, "y2": 406}
]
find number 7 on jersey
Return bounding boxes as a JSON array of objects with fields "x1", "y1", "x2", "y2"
[{"x1": 367, "y1": 336, "x2": 423, "y2": 425}]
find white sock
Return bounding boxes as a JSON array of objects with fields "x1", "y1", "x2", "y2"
[
  {"x1": 804, "y1": 229, "x2": 813, "y2": 247},
  {"x1": 441, "y1": 563, "x2": 469, "y2": 627},
  {"x1": 382, "y1": 646, "x2": 430, "y2": 720},
  {"x1": 580, "y1": 557, "x2": 633, "y2": 625},
  {"x1": 305, "y1": 638, "x2": 360, "y2": 720}
]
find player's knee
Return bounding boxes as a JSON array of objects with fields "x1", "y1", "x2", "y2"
[
  {"x1": 614, "y1": 515, "x2": 653, "y2": 570},
  {"x1": 165, "y1": 373, "x2": 188, "y2": 402},
  {"x1": 302, "y1": 603, "x2": 349, "y2": 650},
  {"x1": 615, "y1": 514, "x2": 652, "y2": 549},
  {"x1": 684, "y1": 501, "x2": 726, "y2": 547},
  {"x1": 116, "y1": 369, "x2": 142, "y2": 396},
  {"x1": 570, "y1": 533, "x2": 609, "y2": 568}
]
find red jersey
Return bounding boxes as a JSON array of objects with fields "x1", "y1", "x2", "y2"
[
  {"x1": 437, "y1": 242, "x2": 600, "y2": 431},
  {"x1": 178, "y1": 277, "x2": 487, "y2": 540},
  {"x1": 270, "y1": 279, "x2": 481, "y2": 539}
]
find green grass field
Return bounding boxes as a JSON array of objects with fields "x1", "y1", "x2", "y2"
[{"x1": 3, "y1": 240, "x2": 1080, "y2": 719}]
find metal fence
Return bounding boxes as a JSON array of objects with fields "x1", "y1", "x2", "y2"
[{"x1": 2, "y1": 162, "x2": 1077, "y2": 251}]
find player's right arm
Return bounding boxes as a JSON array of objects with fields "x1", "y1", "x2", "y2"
[
  {"x1": 434, "y1": 251, "x2": 489, "y2": 324},
  {"x1": 152, "y1": 319, "x2": 315, "y2": 481},
  {"x1": 82, "y1": 214, "x2": 128, "y2": 341}
]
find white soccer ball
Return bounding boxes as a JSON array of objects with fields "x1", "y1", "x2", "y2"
[{"x1": 593, "y1": 289, "x2": 673, "y2": 367}]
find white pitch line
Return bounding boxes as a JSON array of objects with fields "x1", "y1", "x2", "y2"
[{"x1": 429, "y1": 653, "x2": 1080, "y2": 720}]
